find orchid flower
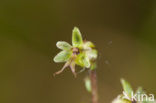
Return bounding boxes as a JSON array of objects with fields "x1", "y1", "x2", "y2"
[{"x1": 53, "y1": 27, "x2": 98, "y2": 77}]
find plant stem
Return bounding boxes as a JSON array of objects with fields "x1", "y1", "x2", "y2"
[{"x1": 89, "y1": 70, "x2": 98, "y2": 103}]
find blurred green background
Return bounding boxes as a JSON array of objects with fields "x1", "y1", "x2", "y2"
[{"x1": 0, "y1": 0, "x2": 156, "y2": 103}]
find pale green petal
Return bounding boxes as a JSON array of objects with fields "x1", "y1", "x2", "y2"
[
  {"x1": 121, "y1": 79, "x2": 133, "y2": 98},
  {"x1": 83, "y1": 41, "x2": 95, "y2": 49},
  {"x1": 56, "y1": 41, "x2": 72, "y2": 50},
  {"x1": 76, "y1": 53, "x2": 90, "y2": 68},
  {"x1": 86, "y1": 49, "x2": 98, "y2": 60},
  {"x1": 72, "y1": 27, "x2": 83, "y2": 47},
  {"x1": 53, "y1": 51, "x2": 72, "y2": 63},
  {"x1": 83, "y1": 57, "x2": 90, "y2": 68}
]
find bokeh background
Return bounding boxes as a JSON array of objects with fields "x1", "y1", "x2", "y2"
[{"x1": 0, "y1": 0, "x2": 156, "y2": 103}]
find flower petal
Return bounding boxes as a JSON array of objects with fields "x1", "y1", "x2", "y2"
[
  {"x1": 53, "y1": 50, "x2": 72, "y2": 63},
  {"x1": 83, "y1": 41, "x2": 95, "y2": 49},
  {"x1": 121, "y1": 79, "x2": 133, "y2": 98},
  {"x1": 76, "y1": 53, "x2": 90, "y2": 68},
  {"x1": 53, "y1": 61, "x2": 69, "y2": 76},
  {"x1": 86, "y1": 49, "x2": 98, "y2": 60},
  {"x1": 56, "y1": 41, "x2": 72, "y2": 50},
  {"x1": 70, "y1": 62, "x2": 77, "y2": 77},
  {"x1": 72, "y1": 27, "x2": 83, "y2": 47}
]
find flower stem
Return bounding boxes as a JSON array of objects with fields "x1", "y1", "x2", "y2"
[{"x1": 89, "y1": 69, "x2": 98, "y2": 103}]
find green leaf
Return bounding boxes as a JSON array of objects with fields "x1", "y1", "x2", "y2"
[
  {"x1": 72, "y1": 27, "x2": 83, "y2": 47},
  {"x1": 76, "y1": 53, "x2": 90, "y2": 68},
  {"x1": 53, "y1": 50, "x2": 72, "y2": 63},
  {"x1": 56, "y1": 41, "x2": 72, "y2": 50},
  {"x1": 121, "y1": 79, "x2": 133, "y2": 98}
]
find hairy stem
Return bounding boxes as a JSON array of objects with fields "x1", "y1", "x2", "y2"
[{"x1": 89, "y1": 70, "x2": 98, "y2": 103}]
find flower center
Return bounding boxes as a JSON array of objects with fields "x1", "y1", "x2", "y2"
[{"x1": 72, "y1": 47, "x2": 80, "y2": 55}]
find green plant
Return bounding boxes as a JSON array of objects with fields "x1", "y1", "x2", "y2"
[
  {"x1": 53, "y1": 27, "x2": 98, "y2": 103},
  {"x1": 112, "y1": 79, "x2": 156, "y2": 103},
  {"x1": 53, "y1": 27, "x2": 155, "y2": 103}
]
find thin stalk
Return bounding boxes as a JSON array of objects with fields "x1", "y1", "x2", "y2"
[{"x1": 89, "y1": 70, "x2": 98, "y2": 103}]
